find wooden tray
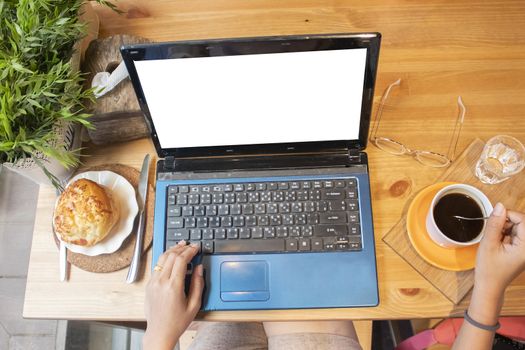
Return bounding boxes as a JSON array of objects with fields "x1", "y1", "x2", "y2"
[
  {"x1": 53, "y1": 164, "x2": 154, "y2": 273},
  {"x1": 383, "y1": 138, "x2": 525, "y2": 304}
]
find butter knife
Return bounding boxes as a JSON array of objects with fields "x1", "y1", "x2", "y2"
[
  {"x1": 126, "y1": 154, "x2": 151, "y2": 283},
  {"x1": 54, "y1": 180, "x2": 69, "y2": 282}
]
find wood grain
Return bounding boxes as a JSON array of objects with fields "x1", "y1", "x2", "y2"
[
  {"x1": 383, "y1": 139, "x2": 525, "y2": 304},
  {"x1": 24, "y1": 0, "x2": 525, "y2": 321}
]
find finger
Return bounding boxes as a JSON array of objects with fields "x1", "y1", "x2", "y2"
[
  {"x1": 507, "y1": 211, "x2": 525, "y2": 237},
  {"x1": 152, "y1": 241, "x2": 187, "y2": 278},
  {"x1": 483, "y1": 203, "x2": 507, "y2": 245},
  {"x1": 170, "y1": 244, "x2": 200, "y2": 290},
  {"x1": 159, "y1": 251, "x2": 180, "y2": 281},
  {"x1": 187, "y1": 264, "x2": 205, "y2": 315}
]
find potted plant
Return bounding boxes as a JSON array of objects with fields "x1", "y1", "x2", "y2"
[{"x1": 0, "y1": 0, "x2": 118, "y2": 189}]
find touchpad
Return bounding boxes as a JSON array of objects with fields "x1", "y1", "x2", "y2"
[{"x1": 220, "y1": 261, "x2": 270, "y2": 302}]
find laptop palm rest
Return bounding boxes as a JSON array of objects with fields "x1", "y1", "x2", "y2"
[{"x1": 220, "y1": 261, "x2": 270, "y2": 302}]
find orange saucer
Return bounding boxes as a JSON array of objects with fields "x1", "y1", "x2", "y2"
[{"x1": 406, "y1": 182, "x2": 478, "y2": 271}]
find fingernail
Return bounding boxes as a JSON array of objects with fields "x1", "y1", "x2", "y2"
[
  {"x1": 493, "y1": 202, "x2": 505, "y2": 216},
  {"x1": 196, "y1": 264, "x2": 204, "y2": 276},
  {"x1": 190, "y1": 243, "x2": 200, "y2": 249},
  {"x1": 178, "y1": 240, "x2": 186, "y2": 245}
]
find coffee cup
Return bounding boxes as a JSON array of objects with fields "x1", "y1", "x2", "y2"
[{"x1": 426, "y1": 184, "x2": 493, "y2": 248}]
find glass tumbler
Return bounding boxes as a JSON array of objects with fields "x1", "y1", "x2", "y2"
[{"x1": 475, "y1": 135, "x2": 525, "y2": 184}]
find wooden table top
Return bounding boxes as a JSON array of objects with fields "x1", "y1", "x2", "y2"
[{"x1": 23, "y1": 0, "x2": 525, "y2": 321}]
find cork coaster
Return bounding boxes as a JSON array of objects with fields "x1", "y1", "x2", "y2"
[
  {"x1": 53, "y1": 164, "x2": 155, "y2": 273},
  {"x1": 383, "y1": 139, "x2": 525, "y2": 304}
]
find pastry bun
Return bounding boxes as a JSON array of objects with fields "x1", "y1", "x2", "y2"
[{"x1": 53, "y1": 178, "x2": 120, "y2": 246}]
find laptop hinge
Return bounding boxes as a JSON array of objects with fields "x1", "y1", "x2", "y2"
[
  {"x1": 164, "y1": 156, "x2": 176, "y2": 171},
  {"x1": 348, "y1": 148, "x2": 361, "y2": 163}
]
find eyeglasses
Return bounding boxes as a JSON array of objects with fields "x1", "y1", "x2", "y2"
[{"x1": 369, "y1": 78, "x2": 465, "y2": 168}]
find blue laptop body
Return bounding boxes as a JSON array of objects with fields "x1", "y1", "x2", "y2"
[{"x1": 122, "y1": 33, "x2": 381, "y2": 311}]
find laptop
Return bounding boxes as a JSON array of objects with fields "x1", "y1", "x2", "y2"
[{"x1": 121, "y1": 33, "x2": 381, "y2": 311}]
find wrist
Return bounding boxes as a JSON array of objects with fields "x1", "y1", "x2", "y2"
[
  {"x1": 468, "y1": 285, "x2": 504, "y2": 326},
  {"x1": 143, "y1": 329, "x2": 178, "y2": 350}
]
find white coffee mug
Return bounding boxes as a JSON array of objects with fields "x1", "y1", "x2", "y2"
[{"x1": 426, "y1": 184, "x2": 493, "y2": 248}]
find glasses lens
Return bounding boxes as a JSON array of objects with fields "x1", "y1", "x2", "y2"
[
  {"x1": 415, "y1": 151, "x2": 450, "y2": 167},
  {"x1": 374, "y1": 138, "x2": 406, "y2": 155}
]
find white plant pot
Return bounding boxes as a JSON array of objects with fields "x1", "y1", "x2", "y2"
[{"x1": 3, "y1": 122, "x2": 82, "y2": 187}]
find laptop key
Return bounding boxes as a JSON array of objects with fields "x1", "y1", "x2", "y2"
[
  {"x1": 227, "y1": 228, "x2": 239, "y2": 239},
  {"x1": 321, "y1": 189, "x2": 345, "y2": 200},
  {"x1": 349, "y1": 224, "x2": 361, "y2": 235},
  {"x1": 215, "y1": 228, "x2": 226, "y2": 239},
  {"x1": 176, "y1": 194, "x2": 187, "y2": 205},
  {"x1": 268, "y1": 182, "x2": 278, "y2": 190},
  {"x1": 246, "y1": 215, "x2": 257, "y2": 226},
  {"x1": 202, "y1": 228, "x2": 214, "y2": 240},
  {"x1": 348, "y1": 212, "x2": 360, "y2": 223},
  {"x1": 286, "y1": 239, "x2": 298, "y2": 251},
  {"x1": 242, "y1": 204, "x2": 254, "y2": 214},
  {"x1": 190, "y1": 229, "x2": 202, "y2": 240},
  {"x1": 239, "y1": 228, "x2": 251, "y2": 239},
  {"x1": 252, "y1": 227, "x2": 263, "y2": 238},
  {"x1": 167, "y1": 229, "x2": 189, "y2": 240},
  {"x1": 346, "y1": 199, "x2": 359, "y2": 211},
  {"x1": 194, "y1": 206, "x2": 206, "y2": 216},
  {"x1": 201, "y1": 194, "x2": 211, "y2": 204},
  {"x1": 314, "y1": 225, "x2": 348, "y2": 236},
  {"x1": 218, "y1": 205, "x2": 229, "y2": 216},
  {"x1": 167, "y1": 218, "x2": 184, "y2": 229},
  {"x1": 276, "y1": 227, "x2": 288, "y2": 238},
  {"x1": 233, "y1": 216, "x2": 245, "y2": 227},
  {"x1": 212, "y1": 193, "x2": 224, "y2": 204},
  {"x1": 301, "y1": 225, "x2": 313, "y2": 237},
  {"x1": 214, "y1": 239, "x2": 285, "y2": 253},
  {"x1": 209, "y1": 217, "x2": 220, "y2": 227},
  {"x1": 347, "y1": 189, "x2": 358, "y2": 199},
  {"x1": 320, "y1": 212, "x2": 347, "y2": 224},
  {"x1": 182, "y1": 206, "x2": 193, "y2": 216},
  {"x1": 335, "y1": 181, "x2": 345, "y2": 188},
  {"x1": 299, "y1": 238, "x2": 311, "y2": 251},
  {"x1": 264, "y1": 227, "x2": 276, "y2": 238},
  {"x1": 224, "y1": 193, "x2": 235, "y2": 204},
  {"x1": 167, "y1": 206, "x2": 181, "y2": 217},
  {"x1": 328, "y1": 200, "x2": 346, "y2": 211},
  {"x1": 197, "y1": 217, "x2": 208, "y2": 228},
  {"x1": 202, "y1": 241, "x2": 214, "y2": 254},
  {"x1": 311, "y1": 238, "x2": 323, "y2": 251},
  {"x1": 231, "y1": 204, "x2": 242, "y2": 215},
  {"x1": 185, "y1": 217, "x2": 196, "y2": 228}
]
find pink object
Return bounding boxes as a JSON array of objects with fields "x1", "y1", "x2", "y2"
[{"x1": 396, "y1": 317, "x2": 525, "y2": 350}]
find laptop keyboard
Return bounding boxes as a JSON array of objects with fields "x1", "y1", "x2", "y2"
[{"x1": 165, "y1": 179, "x2": 362, "y2": 254}]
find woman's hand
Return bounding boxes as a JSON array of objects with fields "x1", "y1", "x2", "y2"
[
  {"x1": 475, "y1": 203, "x2": 525, "y2": 299},
  {"x1": 452, "y1": 204, "x2": 525, "y2": 350},
  {"x1": 143, "y1": 241, "x2": 204, "y2": 350}
]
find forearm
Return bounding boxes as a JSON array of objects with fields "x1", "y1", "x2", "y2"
[{"x1": 451, "y1": 286, "x2": 504, "y2": 350}]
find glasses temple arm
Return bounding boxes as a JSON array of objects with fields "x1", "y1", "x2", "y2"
[
  {"x1": 370, "y1": 78, "x2": 401, "y2": 141},
  {"x1": 446, "y1": 96, "x2": 466, "y2": 161}
]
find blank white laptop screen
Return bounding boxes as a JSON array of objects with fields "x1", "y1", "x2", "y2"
[{"x1": 134, "y1": 48, "x2": 367, "y2": 149}]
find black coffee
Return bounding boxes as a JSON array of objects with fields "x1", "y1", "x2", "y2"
[{"x1": 433, "y1": 193, "x2": 484, "y2": 243}]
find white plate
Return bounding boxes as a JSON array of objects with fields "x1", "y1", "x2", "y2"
[{"x1": 56, "y1": 171, "x2": 139, "y2": 256}]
